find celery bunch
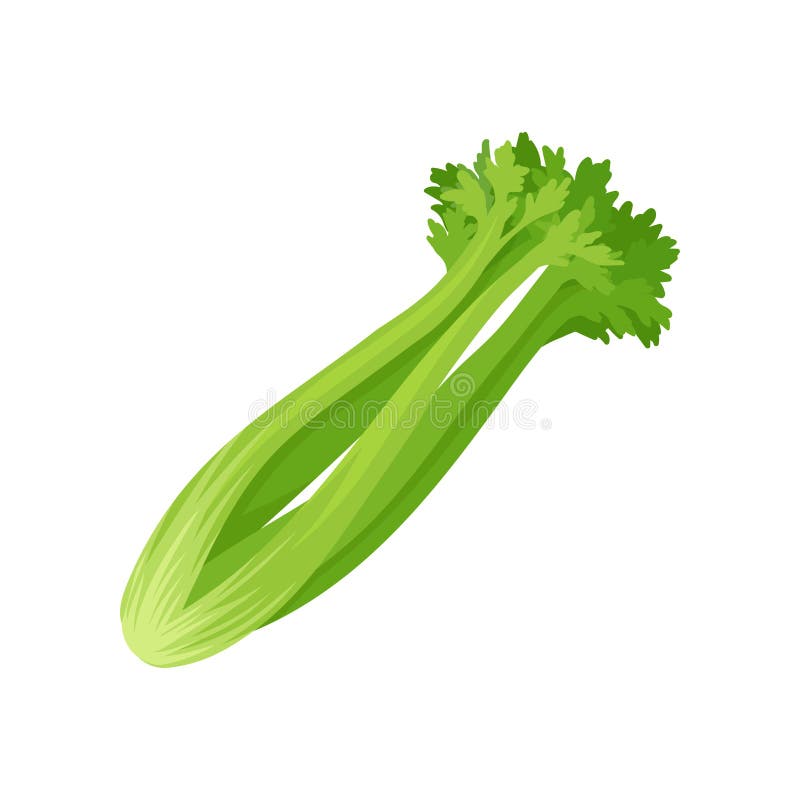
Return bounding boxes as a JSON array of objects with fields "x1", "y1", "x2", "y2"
[{"x1": 121, "y1": 134, "x2": 678, "y2": 667}]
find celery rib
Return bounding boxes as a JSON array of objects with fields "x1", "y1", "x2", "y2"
[{"x1": 121, "y1": 134, "x2": 678, "y2": 667}]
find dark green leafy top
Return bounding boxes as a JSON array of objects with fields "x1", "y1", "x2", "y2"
[{"x1": 426, "y1": 133, "x2": 678, "y2": 346}]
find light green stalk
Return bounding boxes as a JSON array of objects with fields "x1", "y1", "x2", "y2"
[{"x1": 121, "y1": 134, "x2": 678, "y2": 667}]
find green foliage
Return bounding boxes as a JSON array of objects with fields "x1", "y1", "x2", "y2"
[{"x1": 427, "y1": 134, "x2": 677, "y2": 346}]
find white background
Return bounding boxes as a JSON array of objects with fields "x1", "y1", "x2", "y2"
[{"x1": 2, "y1": 2, "x2": 798, "y2": 797}]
